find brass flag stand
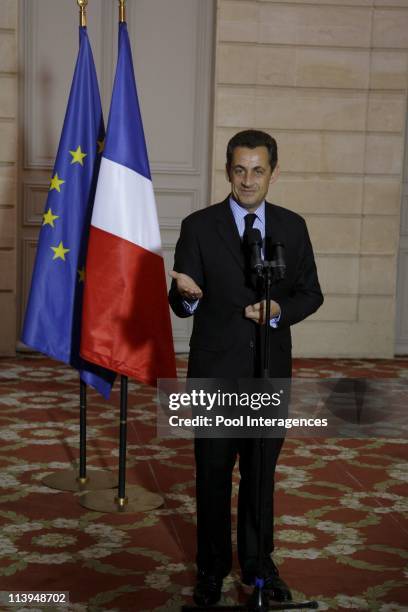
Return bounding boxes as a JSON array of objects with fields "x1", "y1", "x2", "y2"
[{"x1": 79, "y1": 375, "x2": 163, "y2": 513}]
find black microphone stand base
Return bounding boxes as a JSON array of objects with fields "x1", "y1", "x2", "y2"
[{"x1": 181, "y1": 596, "x2": 319, "y2": 611}]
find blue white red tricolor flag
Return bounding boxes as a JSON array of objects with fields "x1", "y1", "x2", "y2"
[
  {"x1": 21, "y1": 26, "x2": 115, "y2": 399},
  {"x1": 81, "y1": 22, "x2": 177, "y2": 385}
]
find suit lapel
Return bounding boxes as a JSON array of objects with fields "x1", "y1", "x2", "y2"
[
  {"x1": 215, "y1": 198, "x2": 245, "y2": 271},
  {"x1": 265, "y1": 201, "x2": 287, "y2": 256}
]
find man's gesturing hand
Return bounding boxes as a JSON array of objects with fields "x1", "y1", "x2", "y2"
[
  {"x1": 170, "y1": 271, "x2": 203, "y2": 301},
  {"x1": 245, "y1": 300, "x2": 281, "y2": 325}
]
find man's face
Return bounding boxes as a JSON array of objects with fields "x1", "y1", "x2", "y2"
[{"x1": 227, "y1": 146, "x2": 279, "y2": 211}]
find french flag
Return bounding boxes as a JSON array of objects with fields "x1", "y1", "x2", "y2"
[{"x1": 81, "y1": 22, "x2": 177, "y2": 386}]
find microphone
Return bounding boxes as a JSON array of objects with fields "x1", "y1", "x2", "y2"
[
  {"x1": 265, "y1": 238, "x2": 286, "y2": 280},
  {"x1": 273, "y1": 242, "x2": 286, "y2": 280},
  {"x1": 245, "y1": 228, "x2": 263, "y2": 276}
]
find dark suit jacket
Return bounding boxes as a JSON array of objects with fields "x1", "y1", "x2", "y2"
[{"x1": 169, "y1": 198, "x2": 323, "y2": 378}]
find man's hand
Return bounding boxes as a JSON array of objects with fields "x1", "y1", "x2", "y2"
[
  {"x1": 245, "y1": 300, "x2": 281, "y2": 325},
  {"x1": 169, "y1": 271, "x2": 203, "y2": 301}
]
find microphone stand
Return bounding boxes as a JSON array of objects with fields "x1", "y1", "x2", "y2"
[{"x1": 182, "y1": 243, "x2": 318, "y2": 611}]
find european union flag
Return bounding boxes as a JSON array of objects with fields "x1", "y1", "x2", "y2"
[{"x1": 22, "y1": 27, "x2": 115, "y2": 398}]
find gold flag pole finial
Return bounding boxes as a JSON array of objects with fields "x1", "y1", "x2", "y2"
[
  {"x1": 77, "y1": 0, "x2": 88, "y2": 27},
  {"x1": 119, "y1": 0, "x2": 126, "y2": 23}
]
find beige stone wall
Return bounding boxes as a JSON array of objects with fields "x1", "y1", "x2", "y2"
[
  {"x1": 0, "y1": 0, "x2": 17, "y2": 354},
  {"x1": 1, "y1": 1, "x2": 408, "y2": 358},
  {"x1": 212, "y1": 0, "x2": 408, "y2": 357}
]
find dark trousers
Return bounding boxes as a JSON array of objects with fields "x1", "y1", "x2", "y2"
[{"x1": 194, "y1": 436, "x2": 285, "y2": 578}]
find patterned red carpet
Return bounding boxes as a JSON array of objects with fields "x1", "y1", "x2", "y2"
[{"x1": 0, "y1": 355, "x2": 407, "y2": 611}]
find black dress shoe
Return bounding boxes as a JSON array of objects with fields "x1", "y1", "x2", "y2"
[
  {"x1": 193, "y1": 570, "x2": 223, "y2": 607},
  {"x1": 242, "y1": 559, "x2": 292, "y2": 602}
]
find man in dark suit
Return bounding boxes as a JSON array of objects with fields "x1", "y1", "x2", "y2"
[{"x1": 169, "y1": 130, "x2": 323, "y2": 606}]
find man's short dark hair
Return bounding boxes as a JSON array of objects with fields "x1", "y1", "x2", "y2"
[{"x1": 226, "y1": 129, "x2": 278, "y2": 172}]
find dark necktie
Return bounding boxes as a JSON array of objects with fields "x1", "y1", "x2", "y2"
[
  {"x1": 243, "y1": 213, "x2": 257, "y2": 239},
  {"x1": 243, "y1": 213, "x2": 257, "y2": 271}
]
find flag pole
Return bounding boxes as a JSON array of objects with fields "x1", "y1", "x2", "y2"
[
  {"x1": 78, "y1": 0, "x2": 88, "y2": 27},
  {"x1": 42, "y1": 0, "x2": 116, "y2": 494},
  {"x1": 78, "y1": 379, "x2": 87, "y2": 483},
  {"x1": 114, "y1": 0, "x2": 128, "y2": 513},
  {"x1": 119, "y1": 0, "x2": 126, "y2": 23},
  {"x1": 76, "y1": 1, "x2": 90, "y2": 490},
  {"x1": 116, "y1": 375, "x2": 128, "y2": 507}
]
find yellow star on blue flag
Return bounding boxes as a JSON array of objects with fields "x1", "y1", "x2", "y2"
[
  {"x1": 51, "y1": 241, "x2": 70, "y2": 261},
  {"x1": 50, "y1": 173, "x2": 65, "y2": 192},
  {"x1": 43, "y1": 208, "x2": 59, "y2": 227},
  {"x1": 70, "y1": 145, "x2": 87, "y2": 165}
]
